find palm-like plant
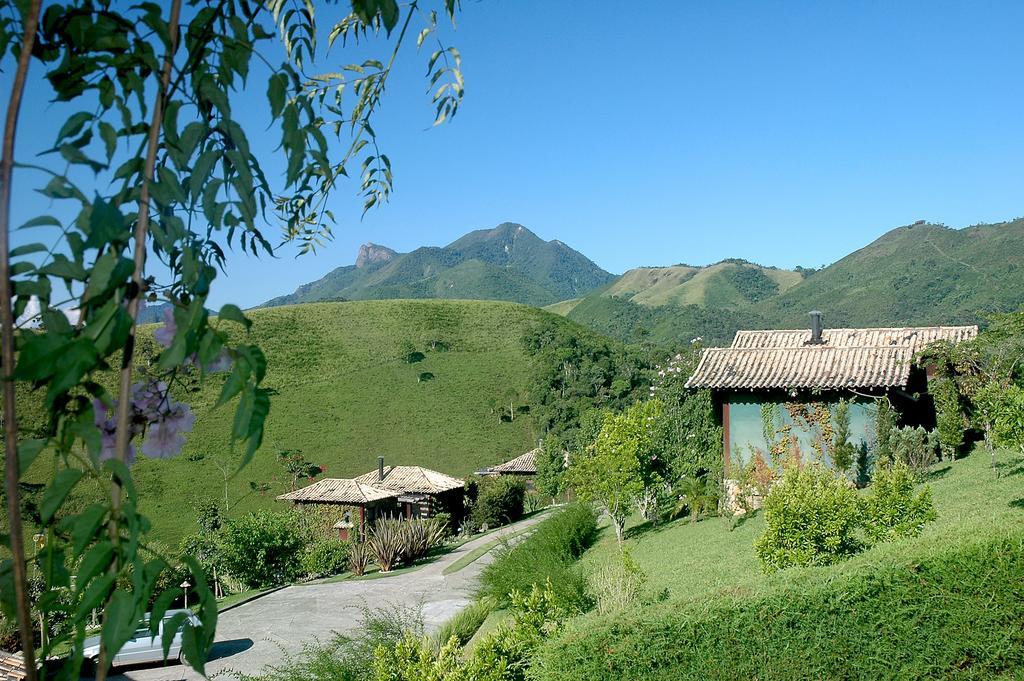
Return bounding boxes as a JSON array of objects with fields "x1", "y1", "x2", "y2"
[
  {"x1": 367, "y1": 519, "x2": 405, "y2": 572},
  {"x1": 671, "y1": 476, "x2": 719, "y2": 522},
  {"x1": 348, "y1": 541, "x2": 370, "y2": 576}
]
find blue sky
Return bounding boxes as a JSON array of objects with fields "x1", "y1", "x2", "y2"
[{"x1": 8, "y1": 1, "x2": 1024, "y2": 309}]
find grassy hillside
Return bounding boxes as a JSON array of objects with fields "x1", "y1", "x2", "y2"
[
  {"x1": 767, "y1": 219, "x2": 1024, "y2": 327},
  {"x1": 263, "y1": 223, "x2": 615, "y2": 308},
  {"x1": 35, "y1": 300, "x2": 610, "y2": 545},
  {"x1": 537, "y1": 447, "x2": 1024, "y2": 678}
]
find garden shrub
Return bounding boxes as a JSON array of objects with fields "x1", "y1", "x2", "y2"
[
  {"x1": 431, "y1": 597, "x2": 496, "y2": 649},
  {"x1": 470, "y1": 476, "x2": 526, "y2": 529},
  {"x1": 587, "y1": 549, "x2": 647, "y2": 615},
  {"x1": 863, "y1": 460, "x2": 937, "y2": 543},
  {"x1": 754, "y1": 464, "x2": 862, "y2": 573},
  {"x1": 932, "y1": 376, "x2": 966, "y2": 460},
  {"x1": 301, "y1": 538, "x2": 352, "y2": 578},
  {"x1": 479, "y1": 503, "x2": 597, "y2": 608},
  {"x1": 220, "y1": 510, "x2": 303, "y2": 588},
  {"x1": 532, "y1": 532, "x2": 1024, "y2": 680},
  {"x1": 891, "y1": 425, "x2": 939, "y2": 479}
]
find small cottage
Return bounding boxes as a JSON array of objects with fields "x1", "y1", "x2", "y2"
[
  {"x1": 277, "y1": 478, "x2": 398, "y2": 540},
  {"x1": 353, "y1": 457, "x2": 466, "y2": 524},
  {"x1": 476, "y1": 448, "x2": 539, "y2": 482},
  {"x1": 685, "y1": 313, "x2": 977, "y2": 478}
]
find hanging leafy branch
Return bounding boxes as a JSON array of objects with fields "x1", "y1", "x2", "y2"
[{"x1": 0, "y1": 1, "x2": 463, "y2": 679}]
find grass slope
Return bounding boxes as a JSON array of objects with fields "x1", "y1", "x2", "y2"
[
  {"x1": 537, "y1": 448, "x2": 1024, "y2": 679},
  {"x1": 49, "y1": 300, "x2": 593, "y2": 545}
]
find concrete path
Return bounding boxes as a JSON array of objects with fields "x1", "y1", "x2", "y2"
[{"x1": 102, "y1": 513, "x2": 547, "y2": 680}]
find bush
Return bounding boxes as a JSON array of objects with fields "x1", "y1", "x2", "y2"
[
  {"x1": 431, "y1": 597, "x2": 495, "y2": 649},
  {"x1": 470, "y1": 476, "x2": 526, "y2": 529},
  {"x1": 754, "y1": 465, "x2": 862, "y2": 573},
  {"x1": 532, "y1": 533, "x2": 1024, "y2": 680},
  {"x1": 348, "y1": 542, "x2": 371, "y2": 576},
  {"x1": 863, "y1": 460, "x2": 937, "y2": 543},
  {"x1": 587, "y1": 549, "x2": 647, "y2": 615},
  {"x1": 301, "y1": 538, "x2": 352, "y2": 578},
  {"x1": 891, "y1": 425, "x2": 939, "y2": 479},
  {"x1": 220, "y1": 510, "x2": 303, "y2": 588},
  {"x1": 236, "y1": 603, "x2": 423, "y2": 681},
  {"x1": 932, "y1": 376, "x2": 966, "y2": 460},
  {"x1": 479, "y1": 503, "x2": 597, "y2": 608}
]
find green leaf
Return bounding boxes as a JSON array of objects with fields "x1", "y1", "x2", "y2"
[
  {"x1": 76, "y1": 540, "x2": 114, "y2": 588},
  {"x1": 267, "y1": 72, "x2": 288, "y2": 118},
  {"x1": 10, "y1": 243, "x2": 46, "y2": 257},
  {"x1": 82, "y1": 252, "x2": 133, "y2": 304},
  {"x1": 101, "y1": 590, "x2": 140, "y2": 663},
  {"x1": 86, "y1": 196, "x2": 128, "y2": 250},
  {"x1": 40, "y1": 468, "x2": 84, "y2": 523},
  {"x1": 17, "y1": 215, "x2": 60, "y2": 230},
  {"x1": 65, "y1": 504, "x2": 108, "y2": 557},
  {"x1": 189, "y1": 149, "x2": 220, "y2": 200},
  {"x1": 17, "y1": 439, "x2": 46, "y2": 474},
  {"x1": 150, "y1": 587, "x2": 182, "y2": 642},
  {"x1": 102, "y1": 459, "x2": 138, "y2": 506},
  {"x1": 217, "y1": 304, "x2": 251, "y2": 329},
  {"x1": 99, "y1": 122, "x2": 117, "y2": 162},
  {"x1": 74, "y1": 572, "x2": 115, "y2": 621},
  {"x1": 56, "y1": 111, "x2": 93, "y2": 144},
  {"x1": 38, "y1": 254, "x2": 87, "y2": 281}
]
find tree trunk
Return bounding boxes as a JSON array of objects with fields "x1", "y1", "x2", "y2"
[{"x1": 1, "y1": 2, "x2": 45, "y2": 678}]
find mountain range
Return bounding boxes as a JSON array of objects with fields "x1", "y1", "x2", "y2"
[
  {"x1": 262, "y1": 223, "x2": 615, "y2": 308},
  {"x1": 260, "y1": 218, "x2": 1024, "y2": 347}
]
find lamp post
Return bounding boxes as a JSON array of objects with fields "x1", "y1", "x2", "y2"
[{"x1": 181, "y1": 580, "x2": 192, "y2": 609}]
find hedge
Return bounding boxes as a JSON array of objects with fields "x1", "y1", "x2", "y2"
[{"x1": 532, "y1": 531, "x2": 1024, "y2": 680}]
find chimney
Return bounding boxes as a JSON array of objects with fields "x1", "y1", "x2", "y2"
[
  {"x1": 808, "y1": 311, "x2": 824, "y2": 344},
  {"x1": 377, "y1": 455, "x2": 385, "y2": 481}
]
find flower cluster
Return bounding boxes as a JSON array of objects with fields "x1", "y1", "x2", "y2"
[
  {"x1": 92, "y1": 380, "x2": 196, "y2": 465},
  {"x1": 649, "y1": 353, "x2": 688, "y2": 394},
  {"x1": 155, "y1": 306, "x2": 232, "y2": 373}
]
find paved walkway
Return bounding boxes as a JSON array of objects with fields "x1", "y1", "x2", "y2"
[{"x1": 102, "y1": 513, "x2": 547, "y2": 680}]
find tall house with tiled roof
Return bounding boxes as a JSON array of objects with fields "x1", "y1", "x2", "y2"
[{"x1": 686, "y1": 312, "x2": 977, "y2": 477}]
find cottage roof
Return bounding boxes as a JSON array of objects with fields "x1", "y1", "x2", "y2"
[
  {"x1": 489, "y1": 448, "x2": 539, "y2": 475},
  {"x1": 277, "y1": 478, "x2": 398, "y2": 505},
  {"x1": 354, "y1": 465, "x2": 465, "y2": 494},
  {"x1": 686, "y1": 325, "x2": 977, "y2": 391},
  {"x1": 0, "y1": 651, "x2": 26, "y2": 680}
]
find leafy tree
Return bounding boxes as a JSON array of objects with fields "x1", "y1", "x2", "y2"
[
  {"x1": 651, "y1": 350, "x2": 722, "y2": 482},
  {"x1": 931, "y1": 376, "x2": 966, "y2": 460},
  {"x1": 278, "y1": 448, "x2": 325, "y2": 492},
  {"x1": 569, "y1": 401, "x2": 663, "y2": 543},
  {"x1": 873, "y1": 397, "x2": 898, "y2": 464},
  {"x1": 978, "y1": 382, "x2": 1024, "y2": 454},
  {"x1": 535, "y1": 436, "x2": 567, "y2": 503},
  {"x1": 0, "y1": 1, "x2": 464, "y2": 677},
  {"x1": 831, "y1": 399, "x2": 856, "y2": 475}
]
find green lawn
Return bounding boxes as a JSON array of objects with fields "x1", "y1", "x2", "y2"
[
  {"x1": 584, "y1": 445, "x2": 1024, "y2": 604},
  {"x1": 27, "y1": 300, "x2": 578, "y2": 545}
]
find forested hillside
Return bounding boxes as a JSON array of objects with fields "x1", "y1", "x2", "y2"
[{"x1": 553, "y1": 219, "x2": 1024, "y2": 345}]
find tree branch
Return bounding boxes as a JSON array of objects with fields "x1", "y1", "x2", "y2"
[
  {"x1": 100, "y1": 0, "x2": 183, "y2": 678},
  {"x1": 0, "y1": 2, "x2": 44, "y2": 678}
]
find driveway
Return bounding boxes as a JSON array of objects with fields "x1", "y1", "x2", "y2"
[{"x1": 103, "y1": 513, "x2": 547, "y2": 680}]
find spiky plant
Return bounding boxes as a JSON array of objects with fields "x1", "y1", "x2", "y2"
[
  {"x1": 348, "y1": 541, "x2": 371, "y2": 577},
  {"x1": 368, "y1": 518, "x2": 405, "y2": 572}
]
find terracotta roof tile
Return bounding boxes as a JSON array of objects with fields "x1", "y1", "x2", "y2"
[
  {"x1": 686, "y1": 325, "x2": 977, "y2": 390},
  {"x1": 354, "y1": 465, "x2": 464, "y2": 494},
  {"x1": 489, "y1": 448, "x2": 539, "y2": 475},
  {"x1": 277, "y1": 478, "x2": 397, "y2": 504}
]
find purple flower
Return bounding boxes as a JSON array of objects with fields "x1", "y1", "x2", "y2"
[
  {"x1": 203, "y1": 349, "x2": 233, "y2": 373},
  {"x1": 141, "y1": 420, "x2": 187, "y2": 459},
  {"x1": 154, "y1": 307, "x2": 176, "y2": 348}
]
